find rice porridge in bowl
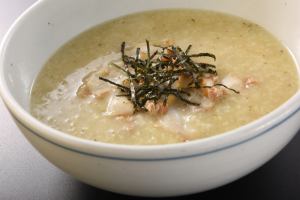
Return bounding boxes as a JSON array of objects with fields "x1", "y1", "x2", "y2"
[
  {"x1": 30, "y1": 9, "x2": 299, "y2": 145},
  {"x1": 2, "y1": 0, "x2": 300, "y2": 197}
]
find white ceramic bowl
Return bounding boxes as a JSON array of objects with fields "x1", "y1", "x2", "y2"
[{"x1": 1, "y1": 0, "x2": 300, "y2": 197}]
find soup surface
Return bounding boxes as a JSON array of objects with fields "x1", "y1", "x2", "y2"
[{"x1": 30, "y1": 9, "x2": 299, "y2": 145}]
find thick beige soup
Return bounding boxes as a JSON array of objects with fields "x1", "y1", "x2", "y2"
[{"x1": 30, "y1": 10, "x2": 299, "y2": 145}]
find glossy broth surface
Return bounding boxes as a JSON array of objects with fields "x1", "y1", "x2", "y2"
[{"x1": 30, "y1": 10, "x2": 299, "y2": 145}]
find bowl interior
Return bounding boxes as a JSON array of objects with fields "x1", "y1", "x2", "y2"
[{"x1": 2, "y1": 0, "x2": 300, "y2": 110}]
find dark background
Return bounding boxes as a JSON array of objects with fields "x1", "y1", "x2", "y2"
[{"x1": 1, "y1": 1, "x2": 300, "y2": 199}]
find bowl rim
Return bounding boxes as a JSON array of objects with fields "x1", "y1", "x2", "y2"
[{"x1": 1, "y1": 0, "x2": 300, "y2": 160}]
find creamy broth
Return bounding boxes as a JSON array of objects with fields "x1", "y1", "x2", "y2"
[{"x1": 30, "y1": 10, "x2": 299, "y2": 145}]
